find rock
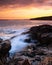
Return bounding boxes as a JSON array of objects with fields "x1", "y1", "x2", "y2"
[
  {"x1": 21, "y1": 51, "x2": 35, "y2": 58},
  {"x1": 21, "y1": 44, "x2": 36, "y2": 57},
  {"x1": 0, "y1": 39, "x2": 11, "y2": 65},
  {"x1": 24, "y1": 38, "x2": 31, "y2": 43},
  {"x1": 38, "y1": 33, "x2": 52, "y2": 46},
  {"x1": 35, "y1": 56, "x2": 41, "y2": 61},
  {"x1": 32, "y1": 61, "x2": 39, "y2": 65},
  {"x1": 0, "y1": 60, "x2": 4, "y2": 65},
  {"x1": 0, "y1": 39, "x2": 11, "y2": 58},
  {"x1": 0, "y1": 38, "x2": 3, "y2": 43},
  {"x1": 27, "y1": 44, "x2": 36, "y2": 50},
  {"x1": 26, "y1": 52, "x2": 35, "y2": 57},
  {"x1": 29, "y1": 25, "x2": 52, "y2": 46},
  {"x1": 0, "y1": 24, "x2": 52, "y2": 65},
  {"x1": 22, "y1": 59, "x2": 31, "y2": 65}
]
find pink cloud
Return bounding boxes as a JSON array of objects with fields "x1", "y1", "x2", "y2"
[{"x1": 0, "y1": 0, "x2": 52, "y2": 8}]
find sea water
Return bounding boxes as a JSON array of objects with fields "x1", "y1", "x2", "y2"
[{"x1": 0, "y1": 19, "x2": 52, "y2": 53}]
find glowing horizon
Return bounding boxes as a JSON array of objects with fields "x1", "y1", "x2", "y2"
[{"x1": 0, "y1": 0, "x2": 52, "y2": 19}]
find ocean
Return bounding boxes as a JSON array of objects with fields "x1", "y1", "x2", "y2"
[{"x1": 0, "y1": 20, "x2": 52, "y2": 53}]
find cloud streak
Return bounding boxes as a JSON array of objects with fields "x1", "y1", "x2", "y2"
[{"x1": 0, "y1": 0, "x2": 52, "y2": 8}]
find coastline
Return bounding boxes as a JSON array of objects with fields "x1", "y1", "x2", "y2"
[{"x1": 0, "y1": 24, "x2": 52, "y2": 65}]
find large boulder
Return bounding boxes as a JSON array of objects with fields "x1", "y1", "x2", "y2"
[
  {"x1": 0, "y1": 39, "x2": 11, "y2": 58},
  {"x1": 29, "y1": 25, "x2": 52, "y2": 46}
]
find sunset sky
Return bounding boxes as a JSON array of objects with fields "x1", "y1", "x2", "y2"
[{"x1": 0, "y1": 0, "x2": 52, "y2": 19}]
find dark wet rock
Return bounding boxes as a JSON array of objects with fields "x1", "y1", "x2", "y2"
[
  {"x1": 21, "y1": 44, "x2": 37, "y2": 57},
  {"x1": 35, "y1": 50, "x2": 46, "y2": 56},
  {"x1": 25, "y1": 52, "x2": 35, "y2": 57},
  {"x1": 29, "y1": 25, "x2": 52, "y2": 46},
  {"x1": 0, "y1": 60, "x2": 4, "y2": 65},
  {"x1": 30, "y1": 25, "x2": 52, "y2": 33},
  {"x1": 27, "y1": 44, "x2": 36, "y2": 50},
  {"x1": 35, "y1": 57, "x2": 41, "y2": 61},
  {"x1": 0, "y1": 38, "x2": 3, "y2": 43},
  {"x1": 38, "y1": 33, "x2": 52, "y2": 46},
  {"x1": 24, "y1": 38, "x2": 31, "y2": 43},
  {"x1": 21, "y1": 51, "x2": 35, "y2": 58},
  {"x1": 0, "y1": 39, "x2": 11, "y2": 58},
  {"x1": 0, "y1": 39, "x2": 11, "y2": 65},
  {"x1": 22, "y1": 59, "x2": 31, "y2": 65}
]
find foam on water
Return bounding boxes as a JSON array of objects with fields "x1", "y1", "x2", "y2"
[
  {"x1": 9, "y1": 34, "x2": 28, "y2": 53},
  {"x1": 0, "y1": 28, "x2": 29, "y2": 53}
]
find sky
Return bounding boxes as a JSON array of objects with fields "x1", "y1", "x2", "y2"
[{"x1": 0, "y1": 0, "x2": 52, "y2": 19}]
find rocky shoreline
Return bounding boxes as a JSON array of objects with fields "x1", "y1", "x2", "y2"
[{"x1": 0, "y1": 24, "x2": 52, "y2": 65}]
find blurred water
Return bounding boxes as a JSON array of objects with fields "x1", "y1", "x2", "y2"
[
  {"x1": 0, "y1": 20, "x2": 52, "y2": 29},
  {"x1": 0, "y1": 20, "x2": 52, "y2": 53}
]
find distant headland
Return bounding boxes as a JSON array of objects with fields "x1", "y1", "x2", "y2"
[{"x1": 30, "y1": 16, "x2": 52, "y2": 20}]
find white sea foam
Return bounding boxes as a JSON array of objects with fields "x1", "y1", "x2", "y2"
[
  {"x1": 9, "y1": 34, "x2": 28, "y2": 53},
  {"x1": 0, "y1": 28, "x2": 29, "y2": 53}
]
